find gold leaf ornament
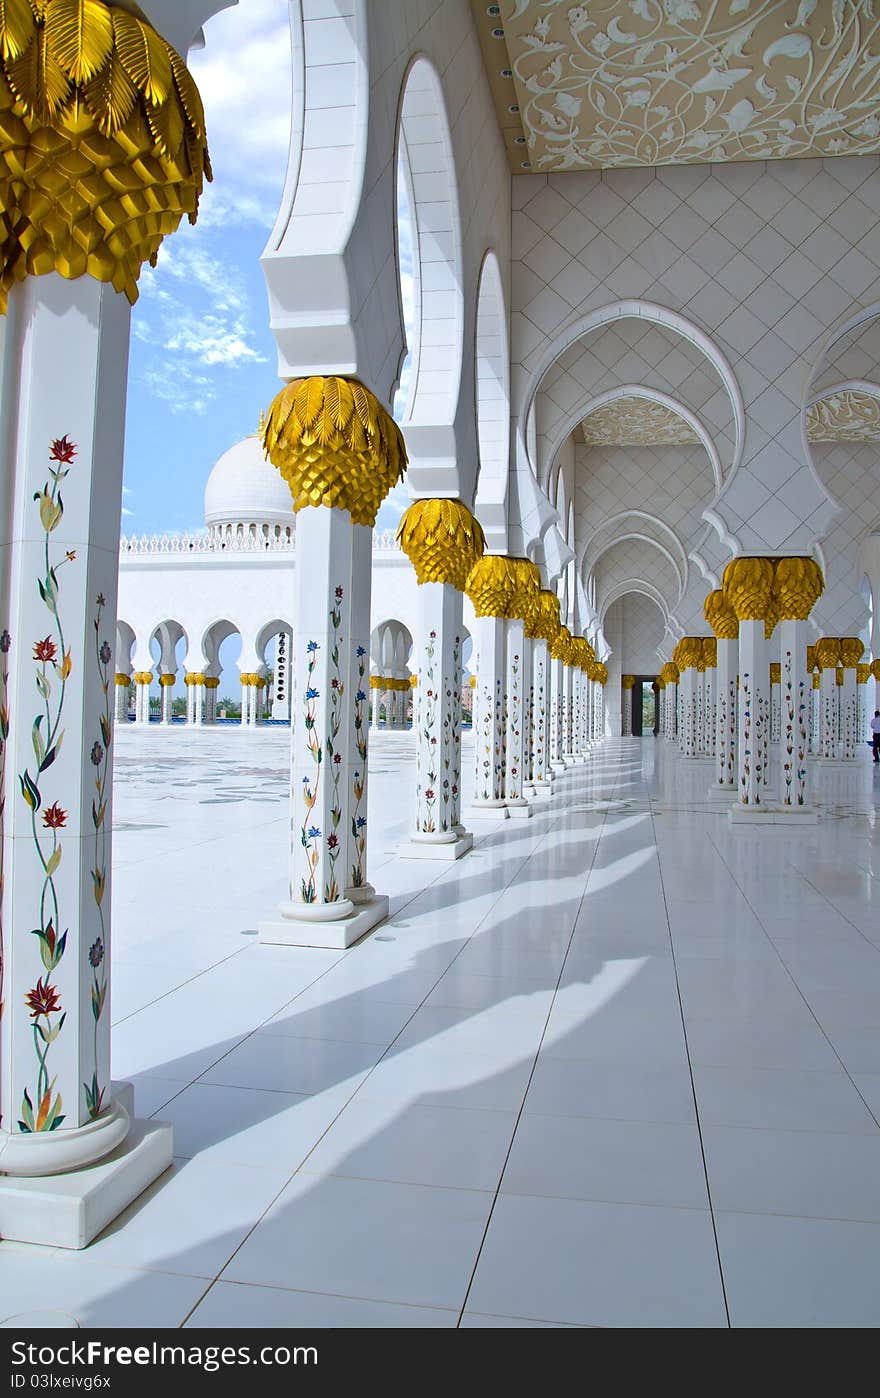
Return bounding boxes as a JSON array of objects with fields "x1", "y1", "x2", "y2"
[
  {"x1": 840, "y1": 637, "x2": 865, "y2": 669},
  {"x1": 396, "y1": 499, "x2": 485, "y2": 590},
  {"x1": 262, "y1": 376, "x2": 407, "y2": 528},
  {"x1": 524, "y1": 589, "x2": 561, "y2": 642},
  {"x1": 814, "y1": 638, "x2": 841, "y2": 671},
  {"x1": 704, "y1": 588, "x2": 739, "y2": 639},
  {"x1": 723, "y1": 557, "x2": 775, "y2": 622},
  {"x1": 0, "y1": 0, "x2": 210, "y2": 310},
  {"x1": 774, "y1": 557, "x2": 824, "y2": 621},
  {"x1": 466, "y1": 555, "x2": 539, "y2": 620}
]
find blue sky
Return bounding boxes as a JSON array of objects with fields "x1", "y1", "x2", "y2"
[{"x1": 123, "y1": 0, "x2": 412, "y2": 539}]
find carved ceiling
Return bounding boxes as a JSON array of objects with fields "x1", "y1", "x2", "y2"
[
  {"x1": 581, "y1": 395, "x2": 700, "y2": 445},
  {"x1": 470, "y1": 1, "x2": 880, "y2": 172},
  {"x1": 807, "y1": 389, "x2": 880, "y2": 442}
]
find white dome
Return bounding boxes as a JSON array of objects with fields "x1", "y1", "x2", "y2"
[{"x1": 204, "y1": 436, "x2": 295, "y2": 529}]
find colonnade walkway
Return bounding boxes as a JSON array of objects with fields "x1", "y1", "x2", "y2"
[{"x1": 2, "y1": 730, "x2": 880, "y2": 1327}]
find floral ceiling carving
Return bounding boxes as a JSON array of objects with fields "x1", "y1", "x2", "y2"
[
  {"x1": 581, "y1": 396, "x2": 700, "y2": 445},
  {"x1": 475, "y1": 1, "x2": 880, "y2": 171},
  {"x1": 807, "y1": 389, "x2": 880, "y2": 441}
]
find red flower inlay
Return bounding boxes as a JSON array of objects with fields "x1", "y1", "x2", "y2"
[
  {"x1": 33, "y1": 637, "x2": 57, "y2": 663},
  {"x1": 50, "y1": 436, "x2": 76, "y2": 464},
  {"x1": 42, "y1": 802, "x2": 67, "y2": 829},
  {"x1": 326, "y1": 833, "x2": 339, "y2": 849},
  {"x1": 26, "y1": 977, "x2": 61, "y2": 1018}
]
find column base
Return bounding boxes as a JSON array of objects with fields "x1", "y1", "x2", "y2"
[
  {"x1": 0, "y1": 1086, "x2": 172, "y2": 1250},
  {"x1": 532, "y1": 779, "x2": 553, "y2": 791},
  {"x1": 549, "y1": 760, "x2": 566, "y2": 771},
  {"x1": 707, "y1": 782, "x2": 738, "y2": 801},
  {"x1": 506, "y1": 803, "x2": 533, "y2": 819},
  {"x1": 399, "y1": 832, "x2": 474, "y2": 861},
  {"x1": 814, "y1": 757, "x2": 857, "y2": 768},
  {"x1": 728, "y1": 805, "x2": 818, "y2": 825},
  {"x1": 260, "y1": 893, "x2": 389, "y2": 949},
  {"x1": 463, "y1": 802, "x2": 509, "y2": 822}
]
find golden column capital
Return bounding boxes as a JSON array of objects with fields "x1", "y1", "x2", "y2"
[
  {"x1": 466, "y1": 555, "x2": 539, "y2": 620},
  {"x1": 857, "y1": 664, "x2": 871, "y2": 684},
  {"x1": 676, "y1": 637, "x2": 703, "y2": 672},
  {"x1": 621, "y1": 674, "x2": 636, "y2": 690},
  {"x1": 158, "y1": 674, "x2": 175, "y2": 687},
  {"x1": 525, "y1": 589, "x2": 561, "y2": 642},
  {"x1": 702, "y1": 637, "x2": 717, "y2": 668},
  {"x1": 593, "y1": 662, "x2": 608, "y2": 685},
  {"x1": 840, "y1": 637, "x2": 865, "y2": 668},
  {"x1": 184, "y1": 672, "x2": 205, "y2": 686},
  {"x1": 550, "y1": 626, "x2": 573, "y2": 663},
  {"x1": 396, "y1": 498, "x2": 485, "y2": 589},
  {"x1": 261, "y1": 377, "x2": 406, "y2": 526},
  {"x1": 204, "y1": 677, "x2": 220, "y2": 690},
  {"x1": 806, "y1": 644, "x2": 816, "y2": 672},
  {"x1": 763, "y1": 601, "x2": 778, "y2": 641},
  {"x1": 704, "y1": 589, "x2": 739, "y2": 639},
  {"x1": 114, "y1": 673, "x2": 130, "y2": 686},
  {"x1": 0, "y1": 0, "x2": 210, "y2": 311},
  {"x1": 656, "y1": 676, "x2": 666, "y2": 689},
  {"x1": 133, "y1": 671, "x2": 153, "y2": 685},
  {"x1": 873, "y1": 658, "x2": 880, "y2": 681},
  {"x1": 660, "y1": 661, "x2": 679, "y2": 685},
  {"x1": 769, "y1": 662, "x2": 781, "y2": 684},
  {"x1": 774, "y1": 556, "x2": 824, "y2": 620},
  {"x1": 815, "y1": 637, "x2": 841, "y2": 671},
  {"x1": 369, "y1": 675, "x2": 384, "y2": 689},
  {"x1": 723, "y1": 556, "x2": 775, "y2": 621},
  {"x1": 468, "y1": 675, "x2": 475, "y2": 689}
]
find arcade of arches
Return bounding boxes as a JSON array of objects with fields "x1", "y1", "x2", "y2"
[{"x1": 2, "y1": 0, "x2": 880, "y2": 1331}]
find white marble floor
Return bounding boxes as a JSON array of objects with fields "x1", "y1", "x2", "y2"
[{"x1": 3, "y1": 729, "x2": 880, "y2": 1328}]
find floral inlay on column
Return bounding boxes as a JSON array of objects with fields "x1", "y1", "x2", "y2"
[
  {"x1": 419, "y1": 630, "x2": 438, "y2": 833},
  {"x1": 325, "y1": 586, "x2": 345, "y2": 900},
  {"x1": 84, "y1": 592, "x2": 113, "y2": 1120},
  {"x1": 17, "y1": 435, "x2": 80, "y2": 1134},
  {"x1": 350, "y1": 645, "x2": 368, "y2": 888},
  {"x1": 301, "y1": 640, "x2": 322, "y2": 902}
]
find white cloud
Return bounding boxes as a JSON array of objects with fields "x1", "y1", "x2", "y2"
[{"x1": 189, "y1": 0, "x2": 292, "y2": 229}]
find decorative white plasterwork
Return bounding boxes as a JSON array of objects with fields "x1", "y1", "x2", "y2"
[
  {"x1": 581, "y1": 395, "x2": 700, "y2": 447},
  {"x1": 499, "y1": 0, "x2": 880, "y2": 172},
  {"x1": 562, "y1": 383, "x2": 722, "y2": 490},
  {"x1": 523, "y1": 302, "x2": 745, "y2": 486},
  {"x1": 807, "y1": 387, "x2": 880, "y2": 441}
]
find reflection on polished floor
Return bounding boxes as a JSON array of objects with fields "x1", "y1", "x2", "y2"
[{"x1": 3, "y1": 728, "x2": 880, "y2": 1329}]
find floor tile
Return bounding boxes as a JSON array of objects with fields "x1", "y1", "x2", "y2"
[
  {"x1": 199, "y1": 1032, "x2": 383, "y2": 1096},
  {"x1": 186, "y1": 1280, "x2": 456, "y2": 1328},
  {"x1": 716, "y1": 1211, "x2": 880, "y2": 1328},
  {"x1": 301, "y1": 1098, "x2": 517, "y2": 1191},
  {"x1": 223, "y1": 1174, "x2": 493, "y2": 1311},
  {"x1": 467, "y1": 1193, "x2": 726, "y2": 1328},
  {"x1": 703, "y1": 1125, "x2": 880, "y2": 1221},
  {"x1": 502, "y1": 1113, "x2": 708, "y2": 1208},
  {"x1": 523, "y1": 1056, "x2": 696, "y2": 1124},
  {"x1": 692, "y1": 1065, "x2": 878, "y2": 1134},
  {"x1": 0, "y1": 1252, "x2": 207, "y2": 1329}
]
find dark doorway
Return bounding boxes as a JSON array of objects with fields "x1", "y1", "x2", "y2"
[{"x1": 631, "y1": 676, "x2": 659, "y2": 737}]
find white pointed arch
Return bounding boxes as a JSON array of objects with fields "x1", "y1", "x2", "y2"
[
  {"x1": 565, "y1": 385, "x2": 723, "y2": 491},
  {"x1": 473, "y1": 249, "x2": 509, "y2": 549},
  {"x1": 394, "y1": 55, "x2": 464, "y2": 432},
  {"x1": 521, "y1": 301, "x2": 745, "y2": 488},
  {"x1": 600, "y1": 579, "x2": 671, "y2": 628}
]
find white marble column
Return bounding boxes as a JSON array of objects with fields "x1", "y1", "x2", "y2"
[
  {"x1": 504, "y1": 617, "x2": 532, "y2": 814},
  {"x1": 736, "y1": 620, "x2": 768, "y2": 806},
  {"x1": 702, "y1": 665, "x2": 716, "y2": 756},
  {"x1": 819, "y1": 666, "x2": 838, "y2": 759},
  {"x1": 404, "y1": 583, "x2": 471, "y2": 857},
  {"x1": 679, "y1": 668, "x2": 698, "y2": 756},
  {"x1": 530, "y1": 638, "x2": 552, "y2": 790},
  {"x1": 204, "y1": 677, "x2": 219, "y2": 724},
  {"x1": 345, "y1": 524, "x2": 382, "y2": 901},
  {"x1": 840, "y1": 667, "x2": 858, "y2": 760},
  {"x1": 778, "y1": 619, "x2": 811, "y2": 811},
  {"x1": 260, "y1": 506, "x2": 386, "y2": 947},
  {"x1": 0, "y1": 273, "x2": 171, "y2": 1234},
  {"x1": 133, "y1": 672, "x2": 152, "y2": 725},
  {"x1": 769, "y1": 668, "x2": 781, "y2": 744},
  {"x1": 469, "y1": 615, "x2": 508, "y2": 816},
  {"x1": 621, "y1": 679, "x2": 633, "y2": 736},
  {"x1": 711, "y1": 638, "x2": 738, "y2": 794},
  {"x1": 549, "y1": 653, "x2": 566, "y2": 770},
  {"x1": 114, "y1": 675, "x2": 130, "y2": 723},
  {"x1": 159, "y1": 675, "x2": 175, "y2": 725}
]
